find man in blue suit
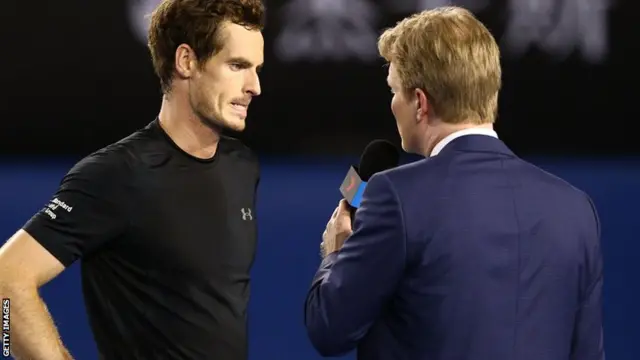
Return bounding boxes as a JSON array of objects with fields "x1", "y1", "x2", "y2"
[{"x1": 304, "y1": 6, "x2": 604, "y2": 360}]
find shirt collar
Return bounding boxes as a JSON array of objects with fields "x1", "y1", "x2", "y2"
[{"x1": 430, "y1": 127, "x2": 498, "y2": 157}]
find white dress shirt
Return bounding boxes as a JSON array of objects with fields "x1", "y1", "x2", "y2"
[{"x1": 430, "y1": 128, "x2": 498, "y2": 157}]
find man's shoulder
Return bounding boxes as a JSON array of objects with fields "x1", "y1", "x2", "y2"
[
  {"x1": 65, "y1": 125, "x2": 155, "y2": 182},
  {"x1": 219, "y1": 136, "x2": 260, "y2": 180},
  {"x1": 507, "y1": 156, "x2": 587, "y2": 193},
  {"x1": 516, "y1": 158, "x2": 594, "y2": 208},
  {"x1": 220, "y1": 135, "x2": 258, "y2": 163},
  {"x1": 63, "y1": 147, "x2": 130, "y2": 188},
  {"x1": 367, "y1": 158, "x2": 436, "y2": 201},
  {"x1": 377, "y1": 157, "x2": 436, "y2": 183},
  {"x1": 379, "y1": 154, "x2": 590, "y2": 202}
]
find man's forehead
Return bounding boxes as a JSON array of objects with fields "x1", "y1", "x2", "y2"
[
  {"x1": 218, "y1": 23, "x2": 264, "y2": 61},
  {"x1": 219, "y1": 23, "x2": 263, "y2": 46}
]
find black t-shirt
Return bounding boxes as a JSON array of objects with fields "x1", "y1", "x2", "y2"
[{"x1": 23, "y1": 119, "x2": 260, "y2": 360}]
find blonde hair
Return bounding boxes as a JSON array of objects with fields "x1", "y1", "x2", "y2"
[{"x1": 378, "y1": 6, "x2": 501, "y2": 124}]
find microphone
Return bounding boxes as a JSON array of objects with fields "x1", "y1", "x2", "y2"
[{"x1": 339, "y1": 139, "x2": 400, "y2": 217}]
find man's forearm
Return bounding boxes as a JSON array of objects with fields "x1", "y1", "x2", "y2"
[{"x1": 0, "y1": 283, "x2": 72, "y2": 360}]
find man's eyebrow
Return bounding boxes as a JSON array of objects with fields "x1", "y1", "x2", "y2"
[
  {"x1": 228, "y1": 57, "x2": 252, "y2": 66},
  {"x1": 228, "y1": 57, "x2": 263, "y2": 71}
]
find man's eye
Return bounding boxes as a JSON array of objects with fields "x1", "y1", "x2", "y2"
[{"x1": 230, "y1": 63, "x2": 242, "y2": 71}]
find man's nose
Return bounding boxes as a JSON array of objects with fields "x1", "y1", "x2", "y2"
[{"x1": 245, "y1": 71, "x2": 261, "y2": 96}]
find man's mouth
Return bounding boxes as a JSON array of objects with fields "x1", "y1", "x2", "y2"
[
  {"x1": 231, "y1": 103, "x2": 248, "y2": 111},
  {"x1": 230, "y1": 102, "x2": 249, "y2": 117},
  {"x1": 231, "y1": 102, "x2": 248, "y2": 111}
]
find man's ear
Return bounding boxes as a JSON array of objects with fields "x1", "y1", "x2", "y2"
[
  {"x1": 174, "y1": 44, "x2": 198, "y2": 79},
  {"x1": 415, "y1": 88, "x2": 429, "y2": 122}
]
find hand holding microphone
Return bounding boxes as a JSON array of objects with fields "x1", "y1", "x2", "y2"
[{"x1": 321, "y1": 140, "x2": 400, "y2": 257}]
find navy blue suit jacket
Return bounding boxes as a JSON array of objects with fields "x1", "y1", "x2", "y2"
[{"x1": 304, "y1": 135, "x2": 604, "y2": 360}]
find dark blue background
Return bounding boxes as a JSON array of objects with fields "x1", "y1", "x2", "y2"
[{"x1": 1, "y1": 157, "x2": 637, "y2": 359}]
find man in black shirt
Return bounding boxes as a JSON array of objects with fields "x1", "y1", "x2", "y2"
[{"x1": 0, "y1": 0, "x2": 265, "y2": 359}]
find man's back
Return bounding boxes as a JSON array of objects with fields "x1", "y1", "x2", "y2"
[{"x1": 358, "y1": 135, "x2": 603, "y2": 360}]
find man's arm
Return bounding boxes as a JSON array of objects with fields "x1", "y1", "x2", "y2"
[
  {"x1": 0, "y1": 152, "x2": 128, "y2": 359},
  {"x1": 570, "y1": 196, "x2": 605, "y2": 360},
  {"x1": 570, "y1": 271, "x2": 604, "y2": 360},
  {"x1": 0, "y1": 231, "x2": 72, "y2": 360},
  {"x1": 304, "y1": 173, "x2": 406, "y2": 356}
]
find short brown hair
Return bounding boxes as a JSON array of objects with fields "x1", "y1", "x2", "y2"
[
  {"x1": 148, "y1": 0, "x2": 266, "y2": 93},
  {"x1": 378, "y1": 7, "x2": 501, "y2": 124}
]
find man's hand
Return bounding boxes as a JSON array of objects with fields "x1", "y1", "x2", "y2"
[{"x1": 321, "y1": 200, "x2": 354, "y2": 257}]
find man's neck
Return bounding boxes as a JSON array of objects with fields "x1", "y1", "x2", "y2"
[
  {"x1": 157, "y1": 94, "x2": 221, "y2": 160},
  {"x1": 421, "y1": 122, "x2": 494, "y2": 157}
]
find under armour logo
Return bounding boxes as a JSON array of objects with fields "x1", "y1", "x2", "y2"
[{"x1": 241, "y1": 208, "x2": 253, "y2": 221}]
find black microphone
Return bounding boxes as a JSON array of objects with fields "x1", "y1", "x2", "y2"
[{"x1": 339, "y1": 140, "x2": 400, "y2": 219}]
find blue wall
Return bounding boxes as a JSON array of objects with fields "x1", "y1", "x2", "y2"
[{"x1": 1, "y1": 157, "x2": 638, "y2": 359}]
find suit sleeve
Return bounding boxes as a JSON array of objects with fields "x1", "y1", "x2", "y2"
[
  {"x1": 304, "y1": 172, "x2": 406, "y2": 356},
  {"x1": 570, "y1": 195, "x2": 605, "y2": 360},
  {"x1": 22, "y1": 153, "x2": 129, "y2": 267}
]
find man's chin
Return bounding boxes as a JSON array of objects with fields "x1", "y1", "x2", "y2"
[
  {"x1": 223, "y1": 118, "x2": 246, "y2": 133},
  {"x1": 200, "y1": 116, "x2": 245, "y2": 133}
]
